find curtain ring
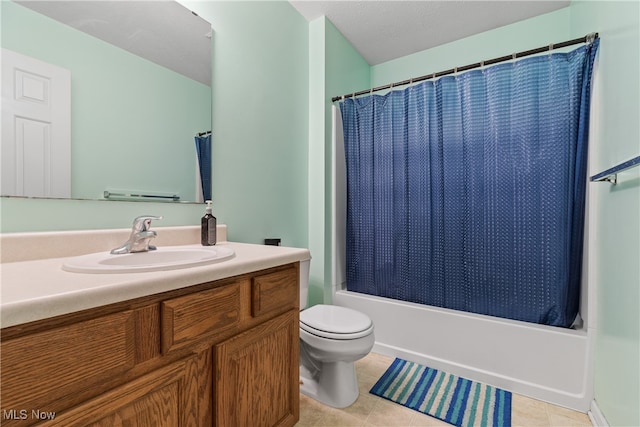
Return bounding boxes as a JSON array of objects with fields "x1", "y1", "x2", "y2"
[
  {"x1": 370, "y1": 88, "x2": 373, "y2": 94},
  {"x1": 432, "y1": 72, "x2": 436, "y2": 79},
  {"x1": 454, "y1": 66, "x2": 458, "y2": 73},
  {"x1": 480, "y1": 60, "x2": 484, "y2": 67},
  {"x1": 341, "y1": 95, "x2": 345, "y2": 101},
  {"x1": 512, "y1": 52, "x2": 517, "y2": 60}
]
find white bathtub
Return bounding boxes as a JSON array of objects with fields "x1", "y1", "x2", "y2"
[
  {"x1": 333, "y1": 290, "x2": 593, "y2": 412},
  {"x1": 330, "y1": 106, "x2": 594, "y2": 412}
]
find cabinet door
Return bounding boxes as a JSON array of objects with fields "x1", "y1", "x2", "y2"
[
  {"x1": 215, "y1": 310, "x2": 299, "y2": 427},
  {"x1": 44, "y1": 353, "x2": 210, "y2": 427}
]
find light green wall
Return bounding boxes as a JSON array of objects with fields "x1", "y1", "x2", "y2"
[
  {"x1": 307, "y1": 17, "x2": 370, "y2": 305},
  {"x1": 308, "y1": 18, "x2": 327, "y2": 305},
  {"x1": 182, "y1": 1, "x2": 309, "y2": 248},
  {"x1": 0, "y1": 197, "x2": 204, "y2": 232},
  {"x1": 569, "y1": 2, "x2": 640, "y2": 426},
  {"x1": 371, "y1": 8, "x2": 570, "y2": 85},
  {"x1": 1, "y1": 1, "x2": 209, "y2": 202}
]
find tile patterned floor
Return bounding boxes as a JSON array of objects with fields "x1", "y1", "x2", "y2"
[{"x1": 296, "y1": 352, "x2": 593, "y2": 427}]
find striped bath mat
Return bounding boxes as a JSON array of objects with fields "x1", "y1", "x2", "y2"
[{"x1": 370, "y1": 358, "x2": 511, "y2": 427}]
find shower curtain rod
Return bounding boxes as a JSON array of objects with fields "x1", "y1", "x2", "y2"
[{"x1": 331, "y1": 32, "x2": 599, "y2": 103}]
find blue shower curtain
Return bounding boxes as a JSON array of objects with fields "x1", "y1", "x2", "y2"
[
  {"x1": 194, "y1": 133, "x2": 212, "y2": 201},
  {"x1": 340, "y1": 40, "x2": 599, "y2": 328}
]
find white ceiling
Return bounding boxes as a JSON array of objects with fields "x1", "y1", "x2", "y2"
[
  {"x1": 289, "y1": 0, "x2": 570, "y2": 65},
  {"x1": 15, "y1": 1, "x2": 212, "y2": 86},
  {"x1": 17, "y1": 1, "x2": 570, "y2": 84}
]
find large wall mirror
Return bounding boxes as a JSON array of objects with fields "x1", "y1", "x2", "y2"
[{"x1": 1, "y1": 0, "x2": 212, "y2": 203}]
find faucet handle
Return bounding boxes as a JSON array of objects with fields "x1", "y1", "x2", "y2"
[{"x1": 132, "y1": 215, "x2": 162, "y2": 231}]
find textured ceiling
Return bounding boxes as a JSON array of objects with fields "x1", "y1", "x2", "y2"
[
  {"x1": 15, "y1": 1, "x2": 212, "y2": 86},
  {"x1": 289, "y1": 1, "x2": 570, "y2": 65},
  {"x1": 18, "y1": 1, "x2": 571, "y2": 82}
]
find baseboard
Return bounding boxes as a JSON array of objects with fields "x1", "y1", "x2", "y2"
[{"x1": 588, "y1": 400, "x2": 609, "y2": 427}]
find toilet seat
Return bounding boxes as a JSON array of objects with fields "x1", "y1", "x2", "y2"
[{"x1": 300, "y1": 305, "x2": 373, "y2": 340}]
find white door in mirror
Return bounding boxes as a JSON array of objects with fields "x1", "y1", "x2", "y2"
[{"x1": 1, "y1": 48, "x2": 71, "y2": 198}]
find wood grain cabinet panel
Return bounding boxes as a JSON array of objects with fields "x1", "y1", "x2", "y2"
[
  {"x1": 1, "y1": 310, "x2": 136, "y2": 423},
  {"x1": 251, "y1": 266, "x2": 299, "y2": 318},
  {"x1": 161, "y1": 282, "x2": 240, "y2": 353},
  {"x1": 215, "y1": 310, "x2": 299, "y2": 427},
  {"x1": 43, "y1": 355, "x2": 202, "y2": 427}
]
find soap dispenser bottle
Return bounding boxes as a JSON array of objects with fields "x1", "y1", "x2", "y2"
[{"x1": 201, "y1": 200, "x2": 216, "y2": 246}]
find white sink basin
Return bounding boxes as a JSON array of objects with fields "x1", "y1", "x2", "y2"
[{"x1": 62, "y1": 245, "x2": 235, "y2": 273}]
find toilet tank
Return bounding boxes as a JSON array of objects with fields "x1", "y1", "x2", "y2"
[{"x1": 299, "y1": 259, "x2": 310, "y2": 309}]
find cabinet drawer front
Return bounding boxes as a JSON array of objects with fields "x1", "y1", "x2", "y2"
[
  {"x1": 1, "y1": 311, "x2": 135, "y2": 413},
  {"x1": 252, "y1": 266, "x2": 298, "y2": 318},
  {"x1": 162, "y1": 283, "x2": 240, "y2": 353}
]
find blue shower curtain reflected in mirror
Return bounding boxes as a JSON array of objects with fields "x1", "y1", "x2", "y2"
[
  {"x1": 194, "y1": 133, "x2": 212, "y2": 201},
  {"x1": 340, "y1": 40, "x2": 599, "y2": 327}
]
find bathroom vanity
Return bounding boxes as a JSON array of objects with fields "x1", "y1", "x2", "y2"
[{"x1": 0, "y1": 227, "x2": 309, "y2": 427}]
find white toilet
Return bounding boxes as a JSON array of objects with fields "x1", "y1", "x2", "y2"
[{"x1": 298, "y1": 260, "x2": 375, "y2": 408}]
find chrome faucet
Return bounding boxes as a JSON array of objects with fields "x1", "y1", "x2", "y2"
[{"x1": 111, "y1": 215, "x2": 163, "y2": 254}]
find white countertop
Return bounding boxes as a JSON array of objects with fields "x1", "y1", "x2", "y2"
[{"x1": 1, "y1": 241, "x2": 310, "y2": 328}]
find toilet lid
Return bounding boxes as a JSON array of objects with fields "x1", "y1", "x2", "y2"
[{"x1": 300, "y1": 305, "x2": 373, "y2": 339}]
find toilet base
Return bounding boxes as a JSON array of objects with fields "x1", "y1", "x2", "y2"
[{"x1": 299, "y1": 360, "x2": 359, "y2": 408}]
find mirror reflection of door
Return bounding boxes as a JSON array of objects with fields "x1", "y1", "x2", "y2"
[
  {"x1": 3, "y1": 1, "x2": 212, "y2": 203},
  {"x1": 1, "y1": 48, "x2": 71, "y2": 198}
]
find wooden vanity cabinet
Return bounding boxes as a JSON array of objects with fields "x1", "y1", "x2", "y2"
[{"x1": 0, "y1": 263, "x2": 300, "y2": 427}]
